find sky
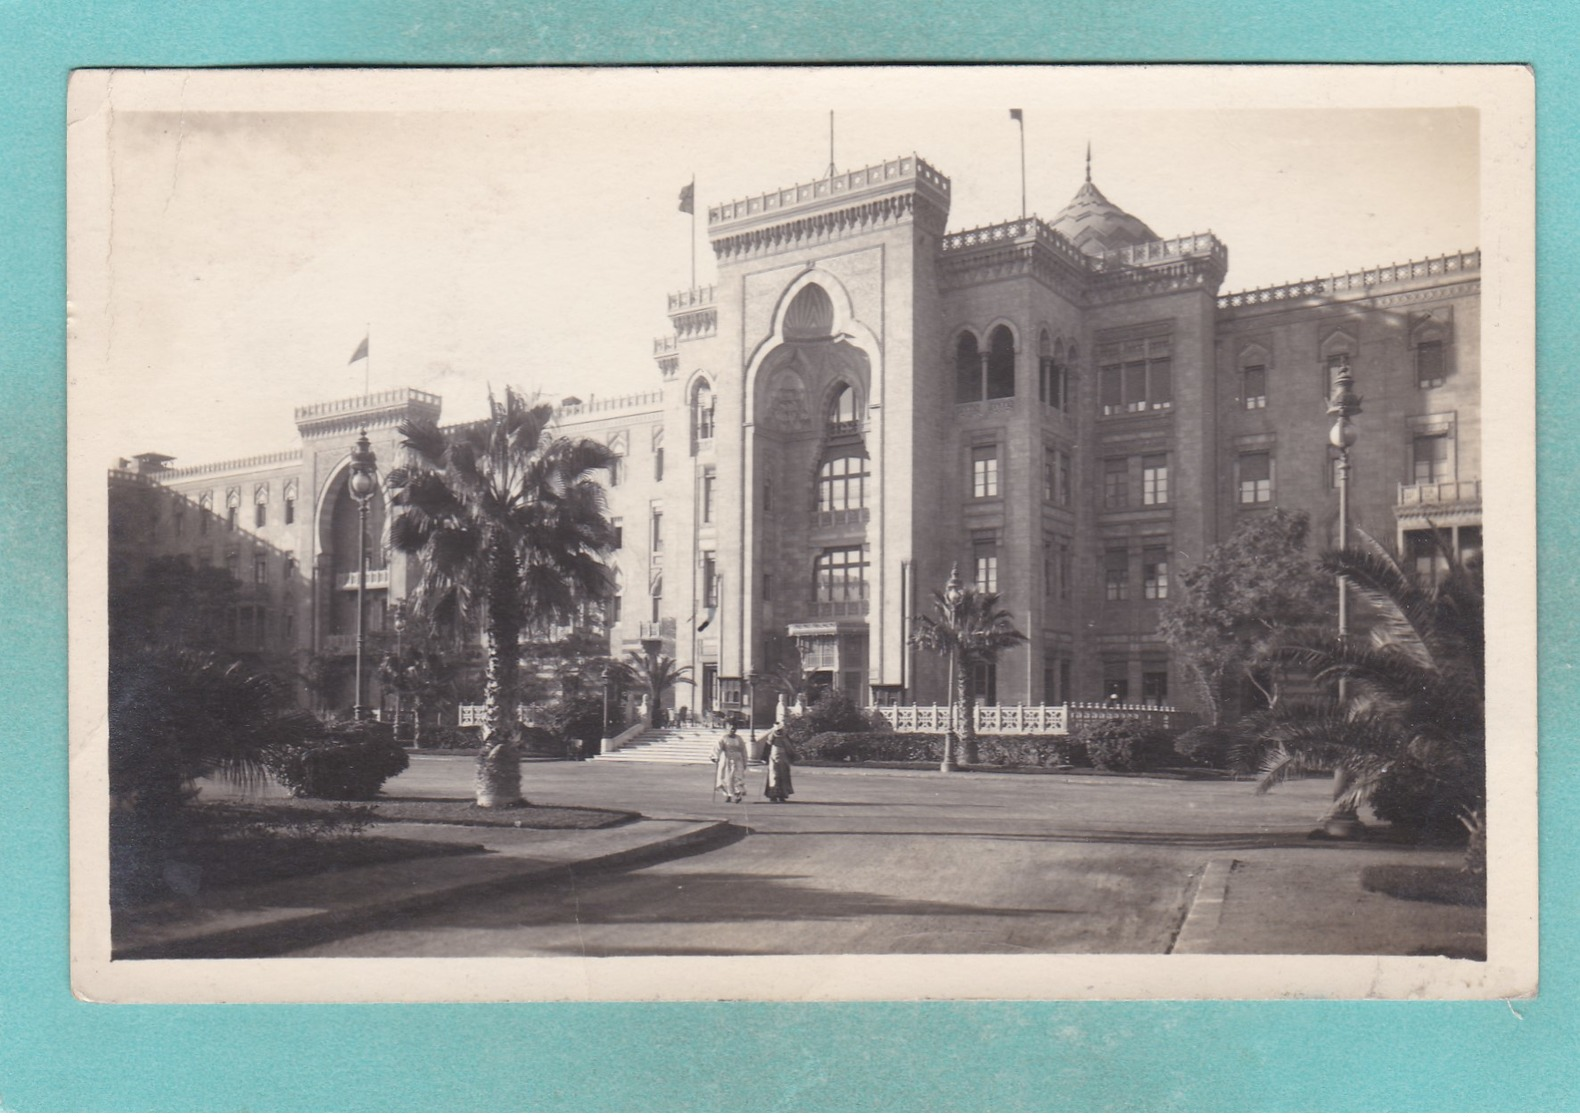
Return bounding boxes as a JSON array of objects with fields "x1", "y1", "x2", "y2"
[{"x1": 84, "y1": 68, "x2": 1480, "y2": 466}]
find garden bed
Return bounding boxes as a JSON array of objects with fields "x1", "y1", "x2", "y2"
[{"x1": 328, "y1": 795, "x2": 636, "y2": 829}]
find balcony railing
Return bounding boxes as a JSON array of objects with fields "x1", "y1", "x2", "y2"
[
  {"x1": 813, "y1": 507, "x2": 870, "y2": 529},
  {"x1": 638, "y1": 619, "x2": 677, "y2": 641},
  {"x1": 812, "y1": 598, "x2": 868, "y2": 619},
  {"x1": 1397, "y1": 479, "x2": 1482, "y2": 507},
  {"x1": 337, "y1": 568, "x2": 390, "y2": 591}
]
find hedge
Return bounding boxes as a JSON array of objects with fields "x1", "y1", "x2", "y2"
[{"x1": 798, "y1": 732, "x2": 1081, "y2": 767}]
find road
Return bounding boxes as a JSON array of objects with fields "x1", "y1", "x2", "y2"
[{"x1": 284, "y1": 756, "x2": 1360, "y2": 958}]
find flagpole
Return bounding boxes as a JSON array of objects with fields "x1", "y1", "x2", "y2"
[
  {"x1": 364, "y1": 322, "x2": 370, "y2": 396},
  {"x1": 1018, "y1": 117, "x2": 1027, "y2": 219},
  {"x1": 690, "y1": 175, "x2": 697, "y2": 290}
]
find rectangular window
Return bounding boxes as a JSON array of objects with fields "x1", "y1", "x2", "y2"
[
  {"x1": 1057, "y1": 451, "x2": 1071, "y2": 506},
  {"x1": 227, "y1": 506, "x2": 237, "y2": 531},
  {"x1": 1416, "y1": 340, "x2": 1445, "y2": 389},
  {"x1": 651, "y1": 510, "x2": 663, "y2": 552},
  {"x1": 1243, "y1": 364, "x2": 1267, "y2": 409},
  {"x1": 1102, "y1": 661, "x2": 1129, "y2": 704},
  {"x1": 608, "y1": 456, "x2": 622, "y2": 487},
  {"x1": 172, "y1": 503, "x2": 185, "y2": 537},
  {"x1": 1143, "y1": 545, "x2": 1169, "y2": 600},
  {"x1": 226, "y1": 552, "x2": 240, "y2": 581},
  {"x1": 973, "y1": 539, "x2": 999, "y2": 594},
  {"x1": 199, "y1": 510, "x2": 209, "y2": 536},
  {"x1": 702, "y1": 471, "x2": 716, "y2": 524},
  {"x1": 970, "y1": 662, "x2": 997, "y2": 705},
  {"x1": 1103, "y1": 458, "x2": 1128, "y2": 509},
  {"x1": 610, "y1": 594, "x2": 622, "y2": 623},
  {"x1": 654, "y1": 447, "x2": 665, "y2": 481},
  {"x1": 1406, "y1": 529, "x2": 1451, "y2": 586},
  {"x1": 1100, "y1": 338, "x2": 1171, "y2": 414},
  {"x1": 814, "y1": 547, "x2": 868, "y2": 603},
  {"x1": 283, "y1": 553, "x2": 297, "y2": 580},
  {"x1": 1104, "y1": 549, "x2": 1128, "y2": 601},
  {"x1": 1043, "y1": 541, "x2": 1054, "y2": 596},
  {"x1": 818, "y1": 455, "x2": 868, "y2": 512},
  {"x1": 284, "y1": 497, "x2": 295, "y2": 525},
  {"x1": 611, "y1": 518, "x2": 623, "y2": 549},
  {"x1": 1043, "y1": 447, "x2": 1056, "y2": 503},
  {"x1": 1100, "y1": 362, "x2": 1123, "y2": 415},
  {"x1": 1238, "y1": 452, "x2": 1272, "y2": 504},
  {"x1": 255, "y1": 502, "x2": 267, "y2": 529},
  {"x1": 1142, "y1": 668, "x2": 1169, "y2": 706},
  {"x1": 1413, "y1": 434, "x2": 1450, "y2": 485},
  {"x1": 254, "y1": 554, "x2": 268, "y2": 585},
  {"x1": 1058, "y1": 542, "x2": 1072, "y2": 601},
  {"x1": 1141, "y1": 454, "x2": 1169, "y2": 506},
  {"x1": 703, "y1": 553, "x2": 717, "y2": 608},
  {"x1": 971, "y1": 446, "x2": 999, "y2": 498}
]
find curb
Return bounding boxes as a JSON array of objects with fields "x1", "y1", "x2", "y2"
[
  {"x1": 114, "y1": 819, "x2": 741, "y2": 960},
  {"x1": 1169, "y1": 857, "x2": 1237, "y2": 954}
]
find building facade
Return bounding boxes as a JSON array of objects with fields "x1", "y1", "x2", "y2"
[{"x1": 110, "y1": 151, "x2": 1481, "y2": 722}]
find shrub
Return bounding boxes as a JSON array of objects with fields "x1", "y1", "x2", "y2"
[
  {"x1": 782, "y1": 690, "x2": 874, "y2": 744},
  {"x1": 1075, "y1": 718, "x2": 1177, "y2": 772},
  {"x1": 262, "y1": 718, "x2": 410, "y2": 800},
  {"x1": 1172, "y1": 725, "x2": 1235, "y2": 768},
  {"x1": 796, "y1": 732, "x2": 1078, "y2": 767},
  {"x1": 549, "y1": 692, "x2": 607, "y2": 755},
  {"x1": 799, "y1": 732, "x2": 940, "y2": 762},
  {"x1": 1368, "y1": 756, "x2": 1475, "y2": 842},
  {"x1": 431, "y1": 725, "x2": 482, "y2": 750},
  {"x1": 518, "y1": 724, "x2": 568, "y2": 757}
]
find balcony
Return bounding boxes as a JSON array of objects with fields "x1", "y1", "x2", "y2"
[
  {"x1": 812, "y1": 507, "x2": 870, "y2": 530},
  {"x1": 1397, "y1": 479, "x2": 1481, "y2": 508},
  {"x1": 337, "y1": 568, "x2": 390, "y2": 591},
  {"x1": 1396, "y1": 478, "x2": 1481, "y2": 529},
  {"x1": 812, "y1": 598, "x2": 868, "y2": 619}
]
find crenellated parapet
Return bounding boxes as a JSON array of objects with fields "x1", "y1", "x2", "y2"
[
  {"x1": 293, "y1": 388, "x2": 442, "y2": 441},
  {"x1": 667, "y1": 284, "x2": 718, "y2": 341},
  {"x1": 708, "y1": 155, "x2": 951, "y2": 261},
  {"x1": 1217, "y1": 250, "x2": 1479, "y2": 311}
]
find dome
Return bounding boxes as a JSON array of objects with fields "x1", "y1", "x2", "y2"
[{"x1": 1048, "y1": 178, "x2": 1159, "y2": 257}]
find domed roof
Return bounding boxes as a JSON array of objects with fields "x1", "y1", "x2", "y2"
[{"x1": 1049, "y1": 176, "x2": 1159, "y2": 257}]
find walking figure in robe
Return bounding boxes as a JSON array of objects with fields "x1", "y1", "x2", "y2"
[
  {"x1": 710, "y1": 721, "x2": 748, "y2": 803},
  {"x1": 762, "y1": 728, "x2": 794, "y2": 802}
]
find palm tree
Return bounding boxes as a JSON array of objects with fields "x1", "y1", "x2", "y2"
[
  {"x1": 1251, "y1": 531, "x2": 1485, "y2": 846},
  {"x1": 619, "y1": 651, "x2": 692, "y2": 726},
  {"x1": 908, "y1": 566, "x2": 1027, "y2": 769},
  {"x1": 386, "y1": 387, "x2": 618, "y2": 807}
]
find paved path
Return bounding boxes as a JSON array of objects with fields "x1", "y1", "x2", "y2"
[{"x1": 282, "y1": 757, "x2": 1481, "y2": 959}]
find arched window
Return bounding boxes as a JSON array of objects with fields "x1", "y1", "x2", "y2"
[
  {"x1": 817, "y1": 453, "x2": 869, "y2": 512},
  {"x1": 986, "y1": 325, "x2": 1016, "y2": 399},
  {"x1": 828, "y1": 382, "x2": 859, "y2": 430},
  {"x1": 954, "y1": 332, "x2": 981, "y2": 404},
  {"x1": 691, "y1": 379, "x2": 715, "y2": 446}
]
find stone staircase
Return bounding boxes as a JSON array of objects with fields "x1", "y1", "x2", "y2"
[{"x1": 595, "y1": 726, "x2": 756, "y2": 765}]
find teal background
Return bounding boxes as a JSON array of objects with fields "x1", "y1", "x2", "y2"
[{"x1": 1, "y1": 2, "x2": 1572, "y2": 1110}]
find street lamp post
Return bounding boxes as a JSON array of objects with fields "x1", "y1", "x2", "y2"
[
  {"x1": 746, "y1": 672, "x2": 759, "y2": 745},
  {"x1": 347, "y1": 429, "x2": 380, "y2": 721},
  {"x1": 1324, "y1": 359, "x2": 1364, "y2": 837},
  {"x1": 601, "y1": 664, "x2": 614, "y2": 742},
  {"x1": 390, "y1": 601, "x2": 407, "y2": 742},
  {"x1": 942, "y1": 564, "x2": 964, "y2": 773}
]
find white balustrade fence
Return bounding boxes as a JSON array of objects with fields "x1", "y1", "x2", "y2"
[{"x1": 866, "y1": 703, "x2": 1193, "y2": 736}]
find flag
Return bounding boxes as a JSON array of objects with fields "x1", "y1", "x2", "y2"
[
  {"x1": 678, "y1": 181, "x2": 694, "y2": 215},
  {"x1": 1009, "y1": 108, "x2": 1023, "y2": 123},
  {"x1": 348, "y1": 335, "x2": 369, "y2": 364}
]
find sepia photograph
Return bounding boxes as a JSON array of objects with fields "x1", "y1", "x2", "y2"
[{"x1": 66, "y1": 65, "x2": 1536, "y2": 1003}]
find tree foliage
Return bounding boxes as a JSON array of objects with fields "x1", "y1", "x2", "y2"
[
  {"x1": 387, "y1": 386, "x2": 618, "y2": 807},
  {"x1": 110, "y1": 554, "x2": 241, "y2": 653},
  {"x1": 908, "y1": 576, "x2": 1027, "y2": 765},
  {"x1": 1156, "y1": 509, "x2": 1330, "y2": 724},
  {"x1": 1250, "y1": 531, "x2": 1485, "y2": 842}
]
